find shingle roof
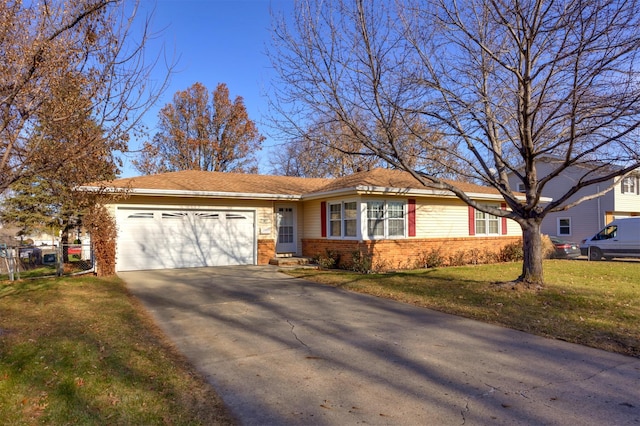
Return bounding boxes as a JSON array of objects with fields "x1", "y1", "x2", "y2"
[
  {"x1": 91, "y1": 168, "x2": 502, "y2": 198},
  {"x1": 309, "y1": 168, "x2": 499, "y2": 195},
  {"x1": 96, "y1": 170, "x2": 331, "y2": 195}
]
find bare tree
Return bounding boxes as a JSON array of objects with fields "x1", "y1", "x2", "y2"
[
  {"x1": 270, "y1": 112, "x2": 460, "y2": 178},
  {"x1": 270, "y1": 116, "x2": 380, "y2": 177},
  {"x1": 268, "y1": 0, "x2": 640, "y2": 287},
  {"x1": 134, "y1": 82, "x2": 264, "y2": 174},
  {"x1": 0, "y1": 0, "x2": 170, "y2": 193}
]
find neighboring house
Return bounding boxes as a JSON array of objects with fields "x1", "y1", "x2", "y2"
[
  {"x1": 508, "y1": 158, "x2": 640, "y2": 242},
  {"x1": 84, "y1": 168, "x2": 523, "y2": 272},
  {"x1": 0, "y1": 223, "x2": 20, "y2": 247},
  {"x1": 21, "y1": 230, "x2": 60, "y2": 247}
]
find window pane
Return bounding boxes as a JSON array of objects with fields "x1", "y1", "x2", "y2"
[
  {"x1": 330, "y1": 221, "x2": 341, "y2": 236},
  {"x1": 330, "y1": 204, "x2": 341, "y2": 220},
  {"x1": 388, "y1": 219, "x2": 404, "y2": 236},
  {"x1": 488, "y1": 218, "x2": 499, "y2": 234},
  {"x1": 344, "y1": 202, "x2": 357, "y2": 236},
  {"x1": 344, "y1": 202, "x2": 357, "y2": 218},
  {"x1": 345, "y1": 219, "x2": 357, "y2": 237},
  {"x1": 329, "y1": 203, "x2": 341, "y2": 236},
  {"x1": 389, "y1": 202, "x2": 404, "y2": 236},
  {"x1": 367, "y1": 202, "x2": 384, "y2": 236},
  {"x1": 367, "y1": 202, "x2": 384, "y2": 218},
  {"x1": 388, "y1": 202, "x2": 404, "y2": 219},
  {"x1": 476, "y1": 220, "x2": 486, "y2": 234},
  {"x1": 278, "y1": 226, "x2": 294, "y2": 243},
  {"x1": 368, "y1": 219, "x2": 384, "y2": 236}
]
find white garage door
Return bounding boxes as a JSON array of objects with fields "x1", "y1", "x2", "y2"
[{"x1": 116, "y1": 208, "x2": 256, "y2": 271}]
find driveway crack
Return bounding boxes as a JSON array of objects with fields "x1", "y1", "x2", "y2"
[{"x1": 287, "y1": 320, "x2": 310, "y2": 349}]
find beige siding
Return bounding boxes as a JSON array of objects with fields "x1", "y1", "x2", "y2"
[
  {"x1": 302, "y1": 195, "x2": 521, "y2": 240},
  {"x1": 295, "y1": 204, "x2": 305, "y2": 255},
  {"x1": 505, "y1": 218, "x2": 522, "y2": 237},
  {"x1": 415, "y1": 199, "x2": 522, "y2": 238},
  {"x1": 613, "y1": 186, "x2": 640, "y2": 213},
  {"x1": 416, "y1": 199, "x2": 469, "y2": 238},
  {"x1": 302, "y1": 199, "x2": 323, "y2": 239}
]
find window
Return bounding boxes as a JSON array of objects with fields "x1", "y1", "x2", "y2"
[
  {"x1": 621, "y1": 176, "x2": 637, "y2": 194},
  {"x1": 475, "y1": 207, "x2": 499, "y2": 235},
  {"x1": 195, "y1": 212, "x2": 220, "y2": 220},
  {"x1": 344, "y1": 202, "x2": 357, "y2": 237},
  {"x1": 557, "y1": 218, "x2": 571, "y2": 236},
  {"x1": 387, "y1": 202, "x2": 405, "y2": 237},
  {"x1": 127, "y1": 212, "x2": 154, "y2": 219},
  {"x1": 517, "y1": 183, "x2": 526, "y2": 192},
  {"x1": 366, "y1": 201, "x2": 405, "y2": 238},
  {"x1": 367, "y1": 201, "x2": 384, "y2": 237},
  {"x1": 161, "y1": 212, "x2": 188, "y2": 220},
  {"x1": 594, "y1": 225, "x2": 617, "y2": 240},
  {"x1": 329, "y1": 201, "x2": 357, "y2": 238},
  {"x1": 329, "y1": 203, "x2": 342, "y2": 237}
]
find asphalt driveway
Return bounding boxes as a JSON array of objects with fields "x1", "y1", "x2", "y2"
[{"x1": 119, "y1": 266, "x2": 640, "y2": 425}]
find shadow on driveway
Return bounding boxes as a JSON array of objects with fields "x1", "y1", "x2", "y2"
[{"x1": 120, "y1": 266, "x2": 640, "y2": 425}]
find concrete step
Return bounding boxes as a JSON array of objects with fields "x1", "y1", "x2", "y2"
[{"x1": 268, "y1": 256, "x2": 317, "y2": 267}]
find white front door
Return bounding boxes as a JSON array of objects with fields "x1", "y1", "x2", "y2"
[{"x1": 275, "y1": 205, "x2": 297, "y2": 254}]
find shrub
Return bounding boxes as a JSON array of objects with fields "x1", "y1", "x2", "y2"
[
  {"x1": 466, "y1": 248, "x2": 484, "y2": 265},
  {"x1": 499, "y1": 239, "x2": 524, "y2": 262},
  {"x1": 313, "y1": 254, "x2": 335, "y2": 269},
  {"x1": 314, "y1": 249, "x2": 341, "y2": 269},
  {"x1": 541, "y1": 235, "x2": 556, "y2": 259},
  {"x1": 349, "y1": 250, "x2": 373, "y2": 273},
  {"x1": 420, "y1": 248, "x2": 445, "y2": 268},
  {"x1": 448, "y1": 250, "x2": 468, "y2": 266},
  {"x1": 84, "y1": 204, "x2": 117, "y2": 276}
]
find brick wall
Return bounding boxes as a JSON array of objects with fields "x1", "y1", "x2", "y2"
[
  {"x1": 302, "y1": 236, "x2": 522, "y2": 271},
  {"x1": 257, "y1": 239, "x2": 275, "y2": 265}
]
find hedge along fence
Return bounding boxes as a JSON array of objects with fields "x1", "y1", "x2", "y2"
[{"x1": 84, "y1": 204, "x2": 117, "y2": 277}]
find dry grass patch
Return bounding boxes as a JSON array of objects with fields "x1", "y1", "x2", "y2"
[
  {"x1": 286, "y1": 260, "x2": 640, "y2": 357},
  {"x1": 0, "y1": 275, "x2": 236, "y2": 425}
]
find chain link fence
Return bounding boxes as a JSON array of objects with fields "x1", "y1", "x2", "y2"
[{"x1": 0, "y1": 244, "x2": 94, "y2": 281}]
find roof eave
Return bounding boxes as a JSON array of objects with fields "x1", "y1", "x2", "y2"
[
  {"x1": 78, "y1": 186, "x2": 302, "y2": 201},
  {"x1": 302, "y1": 185, "x2": 537, "y2": 202}
]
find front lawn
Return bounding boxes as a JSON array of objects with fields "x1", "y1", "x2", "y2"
[
  {"x1": 285, "y1": 259, "x2": 640, "y2": 357},
  {"x1": 0, "y1": 275, "x2": 236, "y2": 425}
]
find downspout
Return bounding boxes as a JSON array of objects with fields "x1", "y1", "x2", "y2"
[{"x1": 597, "y1": 185, "x2": 602, "y2": 229}]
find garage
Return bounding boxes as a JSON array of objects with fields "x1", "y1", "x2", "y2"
[{"x1": 115, "y1": 207, "x2": 256, "y2": 271}]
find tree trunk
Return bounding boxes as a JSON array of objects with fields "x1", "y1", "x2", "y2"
[
  {"x1": 519, "y1": 220, "x2": 544, "y2": 287},
  {"x1": 61, "y1": 223, "x2": 70, "y2": 263}
]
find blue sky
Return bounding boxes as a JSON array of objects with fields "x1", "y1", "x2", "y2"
[{"x1": 121, "y1": 0, "x2": 292, "y2": 177}]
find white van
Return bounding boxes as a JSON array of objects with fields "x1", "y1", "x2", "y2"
[{"x1": 580, "y1": 217, "x2": 640, "y2": 260}]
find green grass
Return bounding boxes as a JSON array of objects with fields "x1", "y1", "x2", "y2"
[
  {"x1": 285, "y1": 259, "x2": 640, "y2": 357},
  {"x1": 0, "y1": 266, "x2": 58, "y2": 280},
  {"x1": 0, "y1": 275, "x2": 236, "y2": 425}
]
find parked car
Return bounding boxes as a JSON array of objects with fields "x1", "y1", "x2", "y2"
[
  {"x1": 580, "y1": 217, "x2": 640, "y2": 260},
  {"x1": 549, "y1": 236, "x2": 581, "y2": 259}
]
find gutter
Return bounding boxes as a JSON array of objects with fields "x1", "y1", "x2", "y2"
[
  {"x1": 77, "y1": 185, "x2": 302, "y2": 201},
  {"x1": 78, "y1": 184, "x2": 550, "y2": 203},
  {"x1": 301, "y1": 185, "x2": 546, "y2": 202}
]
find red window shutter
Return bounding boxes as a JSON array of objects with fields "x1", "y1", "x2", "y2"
[
  {"x1": 408, "y1": 199, "x2": 416, "y2": 237},
  {"x1": 321, "y1": 201, "x2": 327, "y2": 237},
  {"x1": 468, "y1": 205, "x2": 475, "y2": 235},
  {"x1": 501, "y1": 202, "x2": 508, "y2": 235}
]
